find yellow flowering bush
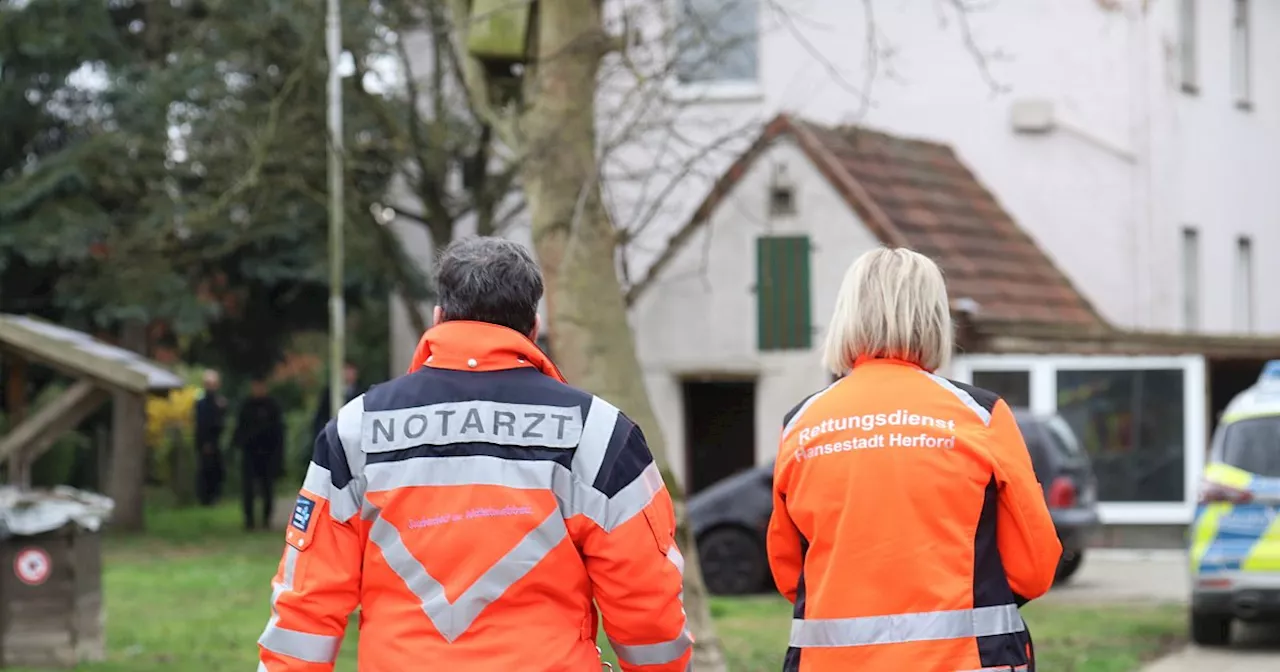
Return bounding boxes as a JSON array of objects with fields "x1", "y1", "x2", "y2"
[{"x1": 146, "y1": 385, "x2": 200, "y2": 489}]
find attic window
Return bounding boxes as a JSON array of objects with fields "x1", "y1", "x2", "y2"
[{"x1": 769, "y1": 185, "x2": 796, "y2": 216}]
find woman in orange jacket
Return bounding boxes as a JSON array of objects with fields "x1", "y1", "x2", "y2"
[{"x1": 767, "y1": 247, "x2": 1062, "y2": 671}]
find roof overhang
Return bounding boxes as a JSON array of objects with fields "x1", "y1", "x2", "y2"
[
  {"x1": 958, "y1": 317, "x2": 1280, "y2": 360},
  {"x1": 0, "y1": 314, "x2": 183, "y2": 394}
]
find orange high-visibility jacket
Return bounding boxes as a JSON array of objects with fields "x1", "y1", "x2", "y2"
[
  {"x1": 257, "y1": 321, "x2": 692, "y2": 672},
  {"x1": 768, "y1": 357, "x2": 1062, "y2": 672}
]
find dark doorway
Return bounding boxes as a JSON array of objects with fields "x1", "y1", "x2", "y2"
[
  {"x1": 683, "y1": 379, "x2": 756, "y2": 495},
  {"x1": 1208, "y1": 358, "x2": 1272, "y2": 437}
]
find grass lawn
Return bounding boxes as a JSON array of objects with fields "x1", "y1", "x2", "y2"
[{"x1": 10, "y1": 503, "x2": 1185, "y2": 671}]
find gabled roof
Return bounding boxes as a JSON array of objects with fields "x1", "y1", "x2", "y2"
[{"x1": 627, "y1": 114, "x2": 1107, "y2": 331}]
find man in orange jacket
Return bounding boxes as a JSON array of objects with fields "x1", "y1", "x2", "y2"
[{"x1": 256, "y1": 237, "x2": 692, "y2": 671}]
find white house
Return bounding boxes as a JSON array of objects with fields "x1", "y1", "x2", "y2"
[
  {"x1": 602, "y1": 0, "x2": 1280, "y2": 530},
  {"x1": 392, "y1": 0, "x2": 1280, "y2": 529},
  {"x1": 607, "y1": 0, "x2": 1280, "y2": 337}
]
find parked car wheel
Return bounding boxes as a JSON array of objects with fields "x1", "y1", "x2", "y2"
[
  {"x1": 1054, "y1": 549, "x2": 1084, "y2": 585},
  {"x1": 698, "y1": 527, "x2": 767, "y2": 595},
  {"x1": 1189, "y1": 611, "x2": 1232, "y2": 647}
]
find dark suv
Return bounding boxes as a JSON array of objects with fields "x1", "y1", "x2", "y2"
[{"x1": 688, "y1": 410, "x2": 1100, "y2": 595}]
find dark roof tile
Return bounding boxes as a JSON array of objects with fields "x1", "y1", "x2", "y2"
[
  {"x1": 631, "y1": 115, "x2": 1107, "y2": 331},
  {"x1": 782, "y1": 117, "x2": 1104, "y2": 329}
]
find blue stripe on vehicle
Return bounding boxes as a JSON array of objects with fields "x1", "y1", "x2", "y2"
[{"x1": 1197, "y1": 505, "x2": 1268, "y2": 574}]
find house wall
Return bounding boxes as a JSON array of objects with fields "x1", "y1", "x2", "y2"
[
  {"x1": 605, "y1": 0, "x2": 1280, "y2": 336},
  {"x1": 388, "y1": 1, "x2": 1278, "y2": 505},
  {"x1": 631, "y1": 138, "x2": 883, "y2": 486}
]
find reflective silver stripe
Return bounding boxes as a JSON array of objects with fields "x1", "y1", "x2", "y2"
[
  {"x1": 300, "y1": 462, "x2": 360, "y2": 523},
  {"x1": 922, "y1": 372, "x2": 992, "y2": 426},
  {"x1": 957, "y1": 666, "x2": 1028, "y2": 672},
  {"x1": 666, "y1": 545, "x2": 685, "y2": 575},
  {"x1": 668, "y1": 542, "x2": 686, "y2": 605},
  {"x1": 789, "y1": 604, "x2": 1024, "y2": 648},
  {"x1": 572, "y1": 396, "x2": 620, "y2": 485},
  {"x1": 257, "y1": 663, "x2": 269, "y2": 672},
  {"x1": 258, "y1": 547, "x2": 304, "y2": 660},
  {"x1": 783, "y1": 382, "x2": 839, "y2": 437},
  {"x1": 282, "y1": 545, "x2": 298, "y2": 586},
  {"x1": 335, "y1": 395, "x2": 368, "y2": 507},
  {"x1": 360, "y1": 400, "x2": 585, "y2": 452},
  {"x1": 370, "y1": 506, "x2": 569, "y2": 642},
  {"x1": 364, "y1": 455, "x2": 662, "y2": 532},
  {"x1": 596, "y1": 462, "x2": 665, "y2": 530},
  {"x1": 301, "y1": 462, "x2": 331, "y2": 495},
  {"x1": 365, "y1": 454, "x2": 569, "y2": 492},
  {"x1": 610, "y1": 629, "x2": 693, "y2": 666},
  {"x1": 258, "y1": 625, "x2": 339, "y2": 664},
  {"x1": 610, "y1": 545, "x2": 692, "y2": 666}
]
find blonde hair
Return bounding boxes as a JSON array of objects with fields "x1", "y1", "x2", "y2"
[{"x1": 821, "y1": 247, "x2": 953, "y2": 375}]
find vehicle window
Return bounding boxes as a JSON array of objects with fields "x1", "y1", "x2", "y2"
[
  {"x1": 1222, "y1": 416, "x2": 1280, "y2": 477},
  {"x1": 1017, "y1": 420, "x2": 1053, "y2": 481},
  {"x1": 1045, "y1": 415, "x2": 1087, "y2": 463}
]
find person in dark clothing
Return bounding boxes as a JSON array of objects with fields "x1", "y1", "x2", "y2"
[
  {"x1": 234, "y1": 377, "x2": 285, "y2": 530},
  {"x1": 310, "y1": 361, "x2": 361, "y2": 440},
  {"x1": 194, "y1": 369, "x2": 228, "y2": 506}
]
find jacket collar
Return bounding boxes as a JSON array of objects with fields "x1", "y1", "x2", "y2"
[
  {"x1": 853, "y1": 354, "x2": 925, "y2": 371},
  {"x1": 407, "y1": 321, "x2": 566, "y2": 383}
]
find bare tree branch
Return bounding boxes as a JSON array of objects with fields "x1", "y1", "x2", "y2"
[
  {"x1": 945, "y1": 0, "x2": 1011, "y2": 96},
  {"x1": 768, "y1": 0, "x2": 872, "y2": 109},
  {"x1": 617, "y1": 118, "x2": 761, "y2": 243}
]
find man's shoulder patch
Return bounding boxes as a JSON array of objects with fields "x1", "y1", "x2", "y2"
[
  {"x1": 292, "y1": 495, "x2": 316, "y2": 531},
  {"x1": 285, "y1": 493, "x2": 320, "y2": 551}
]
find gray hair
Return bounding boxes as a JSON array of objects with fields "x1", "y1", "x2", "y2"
[
  {"x1": 821, "y1": 247, "x2": 953, "y2": 374},
  {"x1": 435, "y1": 237, "x2": 543, "y2": 335}
]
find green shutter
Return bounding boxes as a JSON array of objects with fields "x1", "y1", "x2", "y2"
[{"x1": 756, "y1": 236, "x2": 811, "y2": 351}]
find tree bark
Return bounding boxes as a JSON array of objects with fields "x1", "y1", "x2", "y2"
[
  {"x1": 107, "y1": 320, "x2": 149, "y2": 531},
  {"x1": 519, "y1": 2, "x2": 726, "y2": 669}
]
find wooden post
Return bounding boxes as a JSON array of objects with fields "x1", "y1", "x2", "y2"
[
  {"x1": 95, "y1": 423, "x2": 109, "y2": 492},
  {"x1": 106, "y1": 321, "x2": 148, "y2": 531},
  {"x1": 5, "y1": 354, "x2": 28, "y2": 486}
]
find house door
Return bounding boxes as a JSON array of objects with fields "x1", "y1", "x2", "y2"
[{"x1": 683, "y1": 380, "x2": 756, "y2": 496}]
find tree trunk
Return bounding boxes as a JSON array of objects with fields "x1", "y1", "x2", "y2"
[
  {"x1": 520, "y1": 3, "x2": 726, "y2": 669},
  {"x1": 107, "y1": 320, "x2": 148, "y2": 531}
]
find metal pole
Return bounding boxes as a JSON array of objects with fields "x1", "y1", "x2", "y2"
[{"x1": 326, "y1": 0, "x2": 346, "y2": 419}]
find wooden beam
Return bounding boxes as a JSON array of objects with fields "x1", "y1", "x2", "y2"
[
  {"x1": 0, "y1": 319, "x2": 149, "y2": 394},
  {"x1": 0, "y1": 380, "x2": 110, "y2": 465}
]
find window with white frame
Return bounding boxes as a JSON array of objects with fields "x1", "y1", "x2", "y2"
[
  {"x1": 1182, "y1": 226, "x2": 1200, "y2": 330},
  {"x1": 672, "y1": 0, "x2": 759, "y2": 86},
  {"x1": 1179, "y1": 0, "x2": 1198, "y2": 92},
  {"x1": 953, "y1": 354, "x2": 1207, "y2": 524},
  {"x1": 1232, "y1": 0, "x2": 1251, "y2": 106},
  {"x1": 1235, "y1": 235, "x2": 1254, "y2": 331},
  {"x1": 971, "y1": 370, "x2": 1031, "y2": 410}
]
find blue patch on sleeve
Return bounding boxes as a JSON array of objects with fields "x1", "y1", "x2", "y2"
[{"x1": 291, "y1": 496, "x2": 316, "y2": 532}]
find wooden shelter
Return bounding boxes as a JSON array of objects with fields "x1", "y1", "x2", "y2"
[
  {"x1": 0, "y1": 314, "x2": 182, "y2": 487},
  {"x1": 0, "y1": 315, "x2": 179, "y2": 668}
]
